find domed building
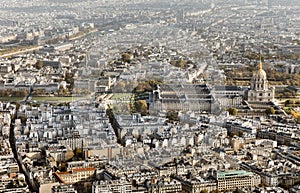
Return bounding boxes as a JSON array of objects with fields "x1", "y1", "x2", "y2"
[{"x1": 247, "y1": 60, "x2": 275, "y2": 102}]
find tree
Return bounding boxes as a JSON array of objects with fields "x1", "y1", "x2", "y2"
[
  {"x1": 56, "y1": 85, "x2": 69, "y2": 96},
  {"x1": 134, "y1": 100, "x2": 148, "y2": 116},
  {"x1": 232, "y1": 108, "x2": 238, "y2": 116},
  {"x1": 177, "y1": 59, "x2": 186, "y2": 68},
  {"x1": 11, "y1": 102, "x2": 20, "y2": 110},
  {"x1": 134, "y1": 82, "x2": 152, "y2": 93},
  {"x1": 121, "y1": 53, "x2": 131, "y2": 63},
  {"x1": 113, "y1": 81, "x2": 127, "y2": 93},
  {"x1": 58, "y1": 161, "x2": 67, "y2": 172},
  {"x1": 266, "y1": 107, "x2": 275, "y2": 115},
  {"x1": 18, "y1": 115, "x2": 27, "y2": 125},
  {"x1": 297, "y1": 117, "x2": 300, "y2": 124},
  {"x1": 285, "y1": 99, "x2": 295, "y2": 107},
  {"x1": 12, "y1": 90, "x2": 28, "y2": 97},
  {"x1": 149, "y1": 79, "x2": 163, "y2": 87},
  {"x1": 74, "y1": 148, "x2": 83, "y2": 161},
  {"x1": 0, "y1": 90, "x2": 6, "y2": 97},
  {"x1": 227, "y1": 108, "x2": 238, "y2": 116},
  {"x1": 238, "y1": 131, "x2": 244, "y2": 137},
  {"x1": 35, "y1": 60, "x2": 43, "y2": 69},
  {"x1": 166, "y1": 111, "x2": 179, "y2": 122},
  {"x1": 32, "y1": 89, "x2": 46, "y2": 96}
]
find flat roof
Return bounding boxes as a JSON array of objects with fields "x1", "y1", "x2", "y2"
[{"x1": 217, "y1": 170, "x2": 253, "y2": 179}]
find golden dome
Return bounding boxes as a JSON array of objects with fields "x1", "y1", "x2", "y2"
[{"x1": 252, "y1": 61, "x2": 267, "y2": 80}]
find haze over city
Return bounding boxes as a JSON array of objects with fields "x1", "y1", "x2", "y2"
[{"x1": 0, "y1": 0, "x2": 299, "y2": 193}]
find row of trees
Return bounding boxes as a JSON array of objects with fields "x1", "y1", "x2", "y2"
[
  {"x1": 290, "y1": 110, "x2": 300, "y2": 123},
  {"x1": 56, "y1": 86, "x2": 70, "y2": 96},
  {"x1": 224, "y1": 63, "x2": 300, "y2": 87},
  {"x1": 226, "y1": 107, "x2": 275, "y2": 115},
  {"x1": 31, "y1": 89, "x2": 47, "y2": 96},
  {"x1": 111, "y1": 100, "x2": 149, "y2": 116},
  {"x1": 134, "y1": 82, "x2": 153, "y2": 93},
  {"x1": 285, "y1": 99, "x2": 300, "y2": 107},
  {"x1": 0, "y1": 89, "x2": 28, "y2": 97},
  {"x1": 113, "y1": 81, "x2": 139, "y2": 93},
  {"x1": 284, "y1": 108, "x2": 300, "y2": 124},
  {"x1": 112, "y1": 80, "x2": 161, "y2": 93}
]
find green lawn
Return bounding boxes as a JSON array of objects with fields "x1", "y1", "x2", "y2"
[
  {"x1": 31, "y1": 96, "x2": 89, "y2": 103},
  {"x1": 0, "y1": 97, "x2": 23, "y2": 102},
  {"x1": 110, "y1": 93, "x2": 133, "y2": 100}
]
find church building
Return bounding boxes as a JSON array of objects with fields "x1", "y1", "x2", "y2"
[
  {"x1": 151, "y1": 58, "x2": 277, "y2": 116},
  {"x1": 246, "y1": 59, "x2": 275, "y2": 102}
]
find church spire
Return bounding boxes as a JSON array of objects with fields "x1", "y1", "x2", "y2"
[{"x1": 258, "y1": 53, "x2": 262, "y2": 70}]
